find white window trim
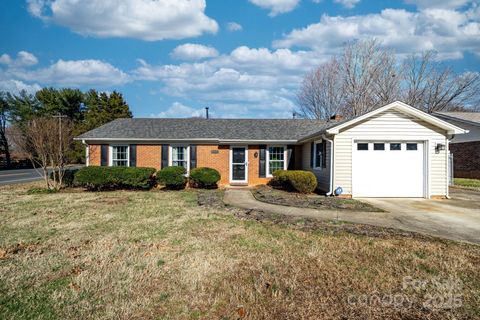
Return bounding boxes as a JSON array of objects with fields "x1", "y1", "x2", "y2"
[
  {"x1": 266, "y1": 145, "x2": 287, "y2": 178},
  {"x1": 109, "y1": 145, "x2": 130, "y2": 167},
  {"x1": 85, "y1": 145, "x2": 89, "y2": 166},
  {"x1": 313, "y1": 140, "x2": 324, "y2": 170},
  {"x1": 168, "y1": 145, "x2": 190, "y2": 174}
]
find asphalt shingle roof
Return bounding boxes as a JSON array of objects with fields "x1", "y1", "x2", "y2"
[
  {"x1": 435, "y1": 112, "x2": 480, "y2": 124},
  {"x1": 77, "y1": 118, "x2": 336, "y2": 142}
]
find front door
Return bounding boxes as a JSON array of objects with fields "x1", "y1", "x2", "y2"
[{"x1": 230, "y1": 147, "x2": 248, "y2": 184}]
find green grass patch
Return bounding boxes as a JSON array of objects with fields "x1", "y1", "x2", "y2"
[{"x1": 454, "y1": 178, "x2": 480, "y2": 188}]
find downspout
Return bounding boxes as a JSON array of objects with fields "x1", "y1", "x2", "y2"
[
  {"x1": 445, "y1": 134, "x2": 455, "y2": 199},
  {"x1": 322, "y1": 134, "x2": 334, "y2": 196},
  {"x1": 82, "y1": 139, "x2": 89, "y2": 167}
]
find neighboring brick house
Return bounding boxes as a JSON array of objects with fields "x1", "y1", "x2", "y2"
[
  {"x1": 434, "y1": 112, "x2": 480, "y2": 179},
  {"x1": 76, "y1": 101, "x2": 467, "y2": 198}
]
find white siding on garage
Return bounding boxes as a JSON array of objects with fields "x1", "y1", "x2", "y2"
[
  {"x1": 334, "y1": 108, "x2": 448, "y2": 197},
  {"x1": 301, "y1": 140, "x2": 332, "y2": 192}
]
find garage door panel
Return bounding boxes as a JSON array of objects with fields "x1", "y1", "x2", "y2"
[{"x1": 352, "y1": 142, "x2": 424, "y2": 197}]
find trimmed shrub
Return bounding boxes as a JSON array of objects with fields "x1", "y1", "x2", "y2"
[
  {"x1": 74, "y1": 166, "x2": 156, "y2": 190},
  {"x1": 157, "y1": 166, "x2": 187, "y2": 189},
  {"x1": 189, "y1": 167, "x2": 221, "y2": 189},
  {"x1": 270, "y1": 170, "x2": 317, "y2": 193},
  {"x1": 49, "y1": 168, "x2": 79, "y2": 187}
]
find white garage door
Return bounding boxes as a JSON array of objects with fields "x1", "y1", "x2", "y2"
[{"x1": 352, "y1": 141, "x2": 425, "y2": 197}]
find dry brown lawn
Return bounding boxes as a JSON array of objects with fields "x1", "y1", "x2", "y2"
[{"x1": 0, "y1": 183, "x2": 479, "y2": 320}]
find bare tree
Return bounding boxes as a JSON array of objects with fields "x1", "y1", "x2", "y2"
[
  {"x1": 298, "y1": 41, "x2": 479, "y2": 119},
  {"x1": 12, "y1": 117, "x2": 73, "y2": 190},
  {"x1": 374, "y1": 49, "x2": 401, "y2": 105},
  {"x1": 402, "y1": 51, "x2": 480, "y2": 113},
  {"x1": 340, "y1": 39, "x2": 397, "y2": 117},
  {"x1": 297, "y1": 39, "x2": 399, "y2": 120},
  {"x1": 296, "y1": 58, "x2": 344, "y2": 120},
  {"x1": 0, "y1": 92, "x2": 11, "y2": 167}
]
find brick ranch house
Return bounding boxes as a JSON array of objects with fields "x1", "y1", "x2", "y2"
[
  {"x1": 76, "y1": 101, "x2": 467, "y2": 199},
  {"x1": 434, "y1": 112, "x2": 480, "y2": 179}
]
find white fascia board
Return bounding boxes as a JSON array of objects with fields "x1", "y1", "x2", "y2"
[
  {"x1": 75, "y1": 138, "x2": 220, "y2": 143},
  {"x1": 219, "y1": 139, "x2": 298, "y2": 144},
  {"x1": 326, "y1": 101, "x2": 469, "y2": 135},
  {"x1": 75, "y1": 138, "x2": 300, "y2": 145}
]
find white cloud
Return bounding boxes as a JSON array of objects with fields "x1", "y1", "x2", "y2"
[
  {"x1": 16, "y1": 51, "x2": 39, "y2": 66},
  {"x1": 0, "y1": 54, "x2": 12, "y2": 65},
  {"x1": 171, "y1": 43, "x2": 219, "y2": 60},
  {"x1": 274, "y1": 8, "x2": 480, "y2": 60},
  {"x1": 0, "y1": 51, "x2": 38, "y2": 67},
  {"x1": 404, "y1": 0, "x2": 472, "y2": 9},
  {"x1": 133, "y1": 45, "x2": 326, "y2": 117},
  {"x1": 27, "y1": 0, "x2": 218, "y2": 41},
  {"x1": 227, "y1": 22, "x2": 243, "y2": 31},
  {"x1": 248, "y1": 0, "x2": 300, "y2": 16},
  {"x1": 334, "y1": 0, "x2": 361, "y2": 9},
  {"x1": 151, "y1": 102, "x2": 205, "y2": 118},
  {"x1": 0, "y1": 80, "x2": 42, "y2": 94},
  {"x1": 9, "y1": 59, "x2": 129, "y2": 86}
]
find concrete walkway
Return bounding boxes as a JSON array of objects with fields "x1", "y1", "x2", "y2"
[{"x1": 224, "y1": 189, "x2": 480, "y2": 244}]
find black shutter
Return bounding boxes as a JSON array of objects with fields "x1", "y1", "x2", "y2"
[
  {"x1": 310, "y1": 142, "x2": 314, "y2": 168},
  {"x1": 259, "y1": 145, "x2": 266, "y2": 178},
  {"x1": 161, "y1": 145, "x2": 169, "y2": 169},
  {"x1": 129, "y1": 145, "x2": 136, "y2": 167},
  {"x1": 101, "y1": 145, "x2": 108, "y2": 166},
  {"x1": 287, "y1": 145, "x2": 295, "y2": 170},
  {"x1": 322, "y1": 142, "x2": 327, "y2": 168},
  {"x1": 190, "y1": 145, "x2": 197, "y2": 169}
]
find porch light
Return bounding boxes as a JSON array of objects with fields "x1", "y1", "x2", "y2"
[{"x1": 435, "y1": 143, "x2": 445, "y2": 153}]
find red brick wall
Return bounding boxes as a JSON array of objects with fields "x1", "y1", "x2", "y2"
[
  {"x1": 197, "y1": 145, "x2": 230, "y2": 185},
  {"x1": 136, "y1": 145, "x2": 161, "y2": 169},
  {"x1": 450, "y1": 141, "x2": 480, "y2": 179}
]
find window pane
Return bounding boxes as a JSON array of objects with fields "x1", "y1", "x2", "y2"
[
  {"x1": 172, "y1": 146, "x2": 186, "y2": 161},
  {"x1": 357, "y1": 143, "x2": 368, "y2": 151},
  {"x1": 173, "y1": 160, "x2": 187, "y2": 170},
  {"x1": 390, "y1": 143, "x2": 401, "y2": 151},
  {"x1": 232, "y1": 148, "x2": 245, "y2": 163},
  {"x1": 315, "y1": 143, "x2": 322, "y2": 167},
  {"x1": 269, "y1": 161, "x2": 284, "y2": 175},
  {"x1": 268, "y1": 146, "x2": 285, "y2": 175},
  {"x1": 112, "y1": 146, "x2": 128, "y2": 167},
  {"x1": 407, "y1": 143, "x2": 418, "y2": 151},
  {"x1": 374, "y1": 143, "x2": 385, "y2": 151}
]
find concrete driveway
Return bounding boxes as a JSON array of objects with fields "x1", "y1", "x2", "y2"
[
  {"x1": 224, "y1": 188, "x2": 480, "y2": 244},
  {"x1": 358, "y1": 188, "x2": 480, "y2": 244}
]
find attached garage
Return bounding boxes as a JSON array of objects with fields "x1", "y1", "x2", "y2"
[
  {"x1": 301, "y1": 101, "x2": 468, "y2": 199},
  {"x1": 352, "y1": 141, "x2": 425, "y2": 197}
]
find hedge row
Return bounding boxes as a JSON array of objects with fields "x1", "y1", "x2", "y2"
[
  {"x1": 57, "y1": 166, "x2": 222, "y2": 190},
  {"x1": 270, "y1": 170, "x2": 317, "y2": 193},
  {"x1": 74, "y1": 166, "x2": 157, "y2": 190}
]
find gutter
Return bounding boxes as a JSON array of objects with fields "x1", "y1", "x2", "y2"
[
  {"x1": 322, "y1": 134, "x2": 334, "y2": 196},
  {"x1": 74, "y1": 137, "x2": 299, "y2": 144}
]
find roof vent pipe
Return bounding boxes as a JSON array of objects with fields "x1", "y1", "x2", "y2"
[{"x1": 205, "y1": 107, "x2": 209, "y2": 119}]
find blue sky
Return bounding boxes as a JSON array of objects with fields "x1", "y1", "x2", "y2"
[{"x1": 1, "y1": 0, "x2": 479, "y2": 118}]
